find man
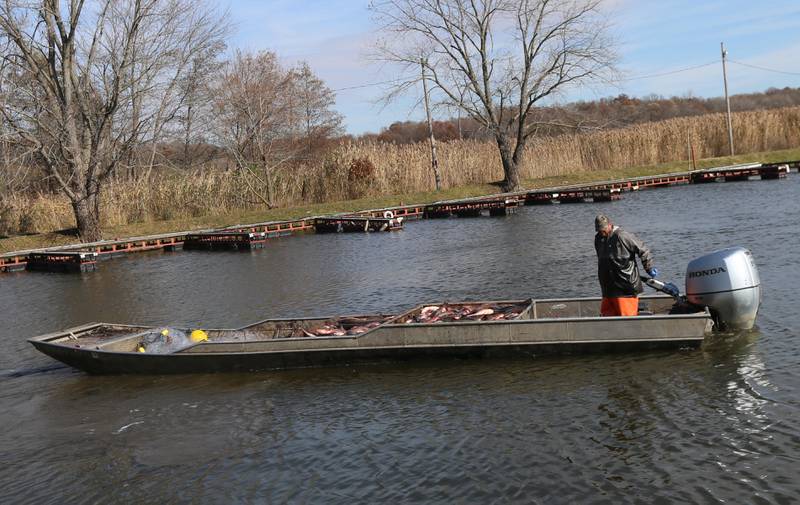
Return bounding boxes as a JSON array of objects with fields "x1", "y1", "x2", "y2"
[{"x1": 594, "y1": 214, "x2": 659, "y2": 317}]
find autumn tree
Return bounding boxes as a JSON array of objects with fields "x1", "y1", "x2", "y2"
[
  {"x1": 0, "y1": 0, "x2": 228, "y2": 241},
  {"x1": 370, "y1": 0, "x2": 617, "y2": 191}
]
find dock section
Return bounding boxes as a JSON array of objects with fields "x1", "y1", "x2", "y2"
[
  {"x1": 350, "y1": 206, "x2": 425, "y2": 221},
  {"x1": 183, "y1": 232, "x2": 269, "y2": 250},
  {"x1": 25, "y1": 252, "x2": 98, "y2": 273},
  {"x1": 525, "y1": 188, "x2": 621, "y2": 205},
  {"x1": 690, "y1": 162, "x2": 789, "y2": 183},
  {"x1": 314, "y1": 216, "x2": 403, "y2": 233},
  {"x1": 219, "y1": 219, "x2": 315, "y2": 236},
  {"x1": 423, "y1": 196, "x2": 521, "y2": 218}
]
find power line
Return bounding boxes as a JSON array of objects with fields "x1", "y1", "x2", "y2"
[
  {"x1": 332, "y1": 77, "x2": 416, "y2": 92},
  {"x1": 620, "y1": 61, "x2": 719, "y2": 81},
  {"x1": 330, "y1": 57, "x2": 798, "y2": 95},
  {"x1": 729, "y1": 60, "x2": 800, "y2": 76}
]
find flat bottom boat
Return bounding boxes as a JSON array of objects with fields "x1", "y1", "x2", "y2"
[{"x1": 29, "y1": 295, "x2": 713, "y2": 375}]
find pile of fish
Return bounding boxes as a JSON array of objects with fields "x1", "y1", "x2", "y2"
[
  {"x1": 401, "y1": 302, "x2": 527, "y2": 324},
  {"x1": 269, "y1": 303, "x2": 529, "y2": 338},
  {"x1": 285, "y1": 316, "x2": 393, "y2": 338}
]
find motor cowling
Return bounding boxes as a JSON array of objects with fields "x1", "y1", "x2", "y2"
[{"x1": 685, "y1": 247, "x2": 761, "y2": 331}]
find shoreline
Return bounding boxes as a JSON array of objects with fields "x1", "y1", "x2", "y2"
[{"x1": 2, "y1": 146, "x2": 799, "y2": 259}]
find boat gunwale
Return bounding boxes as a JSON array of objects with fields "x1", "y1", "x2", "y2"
[
  {"x1": 26, "y1": 313, "x2": 395, "y2": 344},
  {"x1": 27, "y1": 295, "x2": 708, "y2": 339},
  {"x1": 28, "y1": 294, "x2": 688, "y2": 345},
  {"x1": 32, "y1": 335, "x2": 707, "y2": 361},
  {"x1": 28, "y1": 303, "x2": 712, "y2": 357},
  {"x1": 380, "y1": 310, "x2": 711, "y2": 329}
]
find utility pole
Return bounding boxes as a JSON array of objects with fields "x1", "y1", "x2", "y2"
[
  {"x1": 721, "y1": 42, "x2": 734, "y2": 156},
  {"x1": 421, "y1": 58, "x2": 441, "y2": 190}
]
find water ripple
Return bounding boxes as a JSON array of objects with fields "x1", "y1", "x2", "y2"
[{"x1": 1, "y1": 176, "x2": 799, "y2": 503}]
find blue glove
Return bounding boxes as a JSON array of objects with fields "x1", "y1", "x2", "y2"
[
  {"x1": 663, "y1": 282, "x2": 680, "y2": 298},
  {"x1": 646, "y1": 267, "x2": 659, "y2": 278}
]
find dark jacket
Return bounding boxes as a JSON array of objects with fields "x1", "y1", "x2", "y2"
[{"x1": 595, "y1": 226, "x2": 654, "y2": 298}]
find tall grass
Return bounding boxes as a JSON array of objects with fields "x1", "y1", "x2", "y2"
[
  {"x1": 309, "y1": 106, "x2": 800, "y2": 197},
  {"x1": 3, "y1": 106, "x2": 799, "y2": 236}
]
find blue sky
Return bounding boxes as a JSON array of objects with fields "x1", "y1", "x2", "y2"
[{"x1": 228, "y1": 0, "x2": 800, "y2": 134}]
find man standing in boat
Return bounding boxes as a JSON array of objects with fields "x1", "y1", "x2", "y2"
[{"x1": 594, "y1": 214, "x2": 658, "y2": 317}]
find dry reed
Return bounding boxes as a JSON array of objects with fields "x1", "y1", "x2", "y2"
[{"x1": 3, "y1": 106, "x2": 799, "y2": 236}]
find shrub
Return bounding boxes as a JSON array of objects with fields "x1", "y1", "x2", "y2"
[{"x1": 346, "y1": 156, "x2": 376, "y2": 199}]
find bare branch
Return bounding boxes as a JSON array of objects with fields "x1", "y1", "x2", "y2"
[
  {"x1": 370, "y1": 0, "x2": 618, "y2": 191},
  {"x1": 0, "y1": 0, "x2": 230, "y2": 240}
]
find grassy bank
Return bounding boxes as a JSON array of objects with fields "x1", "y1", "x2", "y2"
[{"x1": 2, "y1": 145, "x2": 798, "y2": 255}]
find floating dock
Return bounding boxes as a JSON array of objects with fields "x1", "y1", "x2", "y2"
[
  {"x1": 350, "y1": 206, "x2": 426, "y2": 221},
  {"x1": 313, "y1": 216, "x2": 403, "y2": 233},
  {"x1": 2, "y1": 159, "x2": 798, "y2": 274},
  {"x1": 690, "y1": 162, "x2": 789, "y2": 183},
  {"x1": 525, "y1": 188, "x2": 621, "y2": 205},
  {"x1": 219, "y1": 219, "x2": 315, "y2": 236},
  {"x1": 183, "y1": 232, "x2": 269, "y2": 250},
  {"x1": 424, "y1": 196, "x2": 521, "y2": 218},
  {"x1": 0, "y1": 253, "x2": 27, "y2": 273},
  {"x1": 25, "y1": 251, "x2": 98, "y2": 273},
  {"x1": 547, "y1": 162, "x2": 792, "y2": 192}
]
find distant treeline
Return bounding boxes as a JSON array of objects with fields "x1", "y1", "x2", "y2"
[{"x1": 360, "y1": 87, "x2": 800, "y2": 144}]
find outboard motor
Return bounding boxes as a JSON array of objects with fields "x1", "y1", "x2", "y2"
[{"x1": 685, "y1": 247, "x2": 761, "y2": 331}]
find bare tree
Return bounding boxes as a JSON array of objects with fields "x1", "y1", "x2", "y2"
[
  {"x1": 175, "y1": 55, "x2": 223, "y2": 170},
  {"x1": 370, "y1": 0, "x2": 617, "y2": 191},
  {"x1": 291, "y1": 62, "x2": 344, "y2": 159},
  {"x1": 0, "y1": 0, "x2": 229, "y2": 241},
  {"x1": 214, "y1": 50, "x2": 298, "y2": 208},
  {"x1": 0, "y1": 49, "x2": 35, "y2": 226}
]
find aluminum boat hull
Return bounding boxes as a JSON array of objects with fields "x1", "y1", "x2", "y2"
[{"x1": 29, "y1": 296, "x2": 713, "y2": 375}]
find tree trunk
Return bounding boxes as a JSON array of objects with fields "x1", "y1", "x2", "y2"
[
  {"x1": 262, "y1": 156, "x2": 275, "y2": 207},
  {"x1": 183, "y1": 104, "x2": 193, "y2": 169},
  {"x1": 265, "y1": 167, "x2": 275, "y2": 207},
  {"x1": 496, "y1": 134, "x2": 522, "y2": 192},
  {"x1": 72, "y1": 193, "x2": 103, "y2": 243}
]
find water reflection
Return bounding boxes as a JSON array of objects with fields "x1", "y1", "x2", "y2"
[{"x1": 1, "y1": 176, "x2": 799, "y2": 502}]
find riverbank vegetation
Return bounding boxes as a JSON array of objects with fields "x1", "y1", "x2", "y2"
[{"x1": 2, "y1": 141, "x2": 799, "y2": 254}]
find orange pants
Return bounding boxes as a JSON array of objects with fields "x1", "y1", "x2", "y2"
[{"x1": 601, "y1": 297, "x2": 639, "y2": 317}]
